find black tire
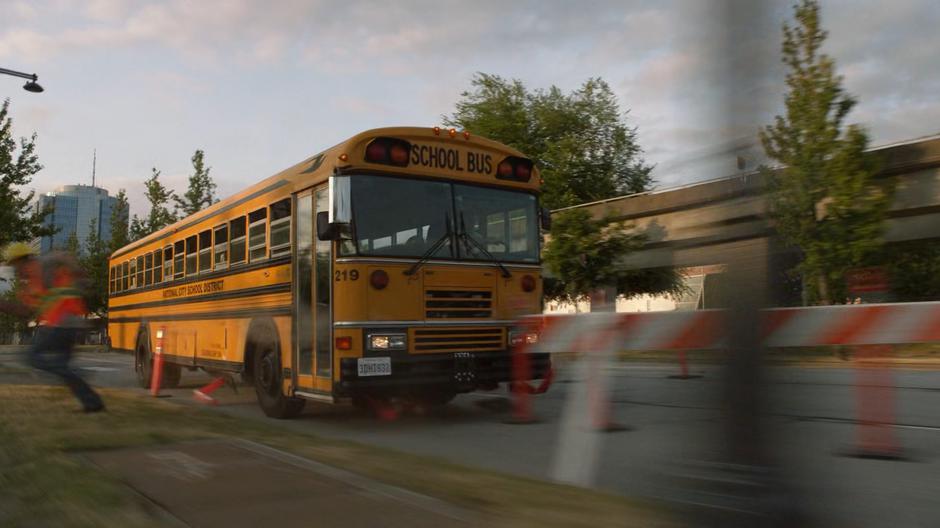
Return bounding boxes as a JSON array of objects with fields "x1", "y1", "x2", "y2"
[
  {"x1": 135, "y1": 337, "x2": 151, "y2": 389},
  {"x1": 251, "y1": 324, "x2": 305, "y2": 419},
  {"x1": 135, "y1": 331, "x2": 182, "y2": 389}
]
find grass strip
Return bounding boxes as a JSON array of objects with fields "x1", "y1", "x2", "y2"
[{"x1": 0, "y1": 384, "x2": 678, "y2": 528}]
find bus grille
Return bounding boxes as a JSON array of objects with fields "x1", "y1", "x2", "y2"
[
  {"x1": 425, "y1": 289, "x2": 492, "y2": 319},
  {"x1": 413, "y1": 327, "x2": 504, "y2": 353}
]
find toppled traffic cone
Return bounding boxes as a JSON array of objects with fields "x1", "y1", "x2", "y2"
[{"x1": 192, "y1": 376, "x2": 226, "y2": 406}]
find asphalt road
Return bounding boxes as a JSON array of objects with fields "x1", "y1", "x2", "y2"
[{"x1": 3, "y1": 349, "x2": 940, "y2": 527}]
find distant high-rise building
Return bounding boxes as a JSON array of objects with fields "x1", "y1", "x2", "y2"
[{"x1": 35, "y1": 185, "x2": 121, "y2": 254}]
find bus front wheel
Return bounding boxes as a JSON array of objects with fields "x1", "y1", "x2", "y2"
[{"x1": 250, "y1": 325, "x2": 305, "y2": 419}]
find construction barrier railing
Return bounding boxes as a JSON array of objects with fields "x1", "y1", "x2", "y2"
[{"x1": 510, "y1": 302, "x2": 940, "y2": 485}]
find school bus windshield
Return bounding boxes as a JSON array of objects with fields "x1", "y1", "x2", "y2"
[{"x1": 341, "y1": 174, "x2": 539, "y2": 263}]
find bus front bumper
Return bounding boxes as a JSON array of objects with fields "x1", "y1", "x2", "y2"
[{"x1": 336, "y1": 350, "x2": 551, "y2": 396}]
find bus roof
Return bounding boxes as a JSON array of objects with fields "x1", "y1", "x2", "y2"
[{"x1": 111, "y1": 126, "x2": 538, "y2": 260}]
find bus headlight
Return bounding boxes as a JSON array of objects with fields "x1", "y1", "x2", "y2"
[{"x1": 367, "y1": 333, "x2": 407, "y2": 351}]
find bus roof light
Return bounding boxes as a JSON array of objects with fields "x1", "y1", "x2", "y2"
[
  {"x1": 497, "y1": 160, "x2": 514, "y2": 179},
  {"x1": 364, "y1": 137, "x2": 411, "y2": 167},
  {"x1": 366, "y1": 142, "x2": 386, "y2": 162},
  {"x1": 463, "y1": 131, "x2": 471, "y2": 140},
  {"x1": 495, "y1": 156, "x2": 533, "y2": 182},
  {"x1": 448, "y1": 128, "x2": 457, "y2": 138},
  {"x1": 389, "y1": 144, "x2": 409, "y2": 165},
  {"x1": 433, "y1": 126, "x2": 441, "y2": 135},
  {"x1": 339, "y1": 153, "x2": 349, "y2": 162}
]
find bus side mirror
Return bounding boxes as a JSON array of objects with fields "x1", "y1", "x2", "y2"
[
  {"x1": 540, "y1": 207, "x2": 552, "y2": 231},
  {"x1": 316, "y1": 211, "x2": 339, "y2": 241}
]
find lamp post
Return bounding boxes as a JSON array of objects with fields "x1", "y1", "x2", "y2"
[{"x1": 0, "y1": 67, "x2": 44, "y2": 93}]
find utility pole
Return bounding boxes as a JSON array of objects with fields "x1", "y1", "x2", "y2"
[{"x1": 92, "y1": 149, "x2": 97, "y2": 188}]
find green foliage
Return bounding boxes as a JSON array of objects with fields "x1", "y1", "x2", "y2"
[
  {"x1": 80, "y1": 218, "x2": 110, "y2": 317},
  {"x1": 174, "y1": 149, "x2": 217, "y2": 217},
  {"x1": 60, "y1": 231, "x2": 80, "y2": 255},
  {"x1": 0, "y1": 99, "x2": 54, "y2": 248},
  {"x1": 109, "y1": 188, "x2": 130, "y2": 254},
  {"x1": 0, "y1": 287, "x2": 21, "y2": 343},
  {"x1": 543, "y1": 208, "x2": 684, "y2": 304},
  {"x1": 445, "y1": 74, "x2": 652, "y2": 209},
  {"x1": 885, "y1": 240, "x2": 940, "y2": 302},
  {"x1": 130, "y1": 168, "x2": 177, "y2": 241},
  {"x1": 759, "y1": 0, "x2": 891, "y2": 304}
]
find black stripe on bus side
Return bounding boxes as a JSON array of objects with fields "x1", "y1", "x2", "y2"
[
  {"x1": 109, "y1": 256, "x2": 291, "y2": 299},
  {"x1": 109, "y1": 306, "x2": 292, "y2": 323},
  {"x1": 111, "y1": 179, "x2": 291, "y2": 260},
  {"x1": 109, "y1": 284, "x2": 291, "y2": 313},
  {"x1": 194, "y1": 357, "x2": 244, "y2": 372},
  {"x1": 157, "y1": 353, "x2": 244, "y2": 373}
]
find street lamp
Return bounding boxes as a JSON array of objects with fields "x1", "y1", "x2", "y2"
[{"x1": 0, "y1": 67, "x2": 44, "y2": 93}]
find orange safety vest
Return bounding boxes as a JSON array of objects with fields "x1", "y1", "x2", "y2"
[
  {"x1": 16, "y1": 259, "x2": 87, "y2": 326},
  {"x1": 36, "y1": 287, "x2": 87, "y2": 326}
]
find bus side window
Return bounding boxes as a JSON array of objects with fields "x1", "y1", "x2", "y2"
[
  {"x1": 198, "y1": 230, "x2": 212, "y2": 273},
  {"x1": 109, "y1": 266, "x2": 115, "y2": 294},
  {"x1": 122, "y1": 261, "x2": 129, "y2": 291},
  {"x1": 144, "y1": 252, "x2": 153, "y2": 287},
  {"x1": 153, "y1": 249, "x2": 163, "y2": 283},
  {"x1": 230, "y1": 216, "x2": 246, "y2": 266},
  {"x1": 136, "y1": 256, "x2": 144, "y2": 287},
  {"x1": 269, "y1": 199, "x2": 291, "y2": 258},
  {"x1": 214, "y1": 224, "x2": 229, "y2": 270},
  {"x1": 248, "y1": 208, "x2": 267, "y2": 262},
  {"x1": 163, "y1": 245, "x2": 173, "y2": 281},
  {"x1": 185, "y1": 235, "x2": 197, "y2": 276},
  {"x1": 173, "y1": 240, "x2": 185, "y2": 280},
  {"x1": 129, "y1": 258, "x2": 137, "y2": 289}
]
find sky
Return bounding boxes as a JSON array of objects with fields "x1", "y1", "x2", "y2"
[{"x1": 2, "y1": 0, "x2": 939, "y2": 217}]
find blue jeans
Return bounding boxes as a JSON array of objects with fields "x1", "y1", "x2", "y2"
[{"x1": 29, "y1": 326, "x2": 104, "y2": 411}]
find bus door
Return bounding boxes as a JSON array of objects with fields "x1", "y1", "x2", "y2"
[{"x1": 292, "y1": 187, "x2": 333, "y2": 395}]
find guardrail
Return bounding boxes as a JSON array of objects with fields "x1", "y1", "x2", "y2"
[{"x1": 510, "y1": 302, "x2": 940, "y2": 486}]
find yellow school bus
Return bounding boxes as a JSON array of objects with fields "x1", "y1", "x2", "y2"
[{"x1": 108, "y1": 127, "x2": 551, "y2": 418}]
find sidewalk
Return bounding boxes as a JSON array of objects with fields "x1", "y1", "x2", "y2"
[{"x1": 82, "y1": 438, "x2": 472, "y2": 528}]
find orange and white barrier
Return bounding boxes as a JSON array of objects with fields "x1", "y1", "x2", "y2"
[
  {"x1": 523, "y1": 302, "x2": 940, "y2": 354},
  {"x1": 510, "y1": 302, "x2": 940, "y2": 486}
]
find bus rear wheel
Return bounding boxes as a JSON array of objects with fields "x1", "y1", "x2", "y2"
[{"x1": 251, "y1": 326, "x2": 305, "y2": 419}]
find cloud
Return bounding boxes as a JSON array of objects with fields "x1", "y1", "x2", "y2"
[{"x1": 4, "y1": 0, "x2": 940, "y2": 202}]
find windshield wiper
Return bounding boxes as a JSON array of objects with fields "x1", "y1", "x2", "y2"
[
  {"x1": 458, "y1": 214, "x2": 512, "y2": 278},
  {"x1": 404, "y1": 214, "x2": 452, "y2": 277}
]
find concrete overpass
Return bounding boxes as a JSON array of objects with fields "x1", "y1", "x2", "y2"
[
  {"x1": 559, "y1": 134, "x2": 940, "y2": 269},
  {"x1": 550, "y1": 134, "x2": 940, "y2": 309}
]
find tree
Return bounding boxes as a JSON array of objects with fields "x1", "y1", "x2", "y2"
[
  {"x1": 80, "y1": 218, "x2": 110, "y2": 317},
  {"x1": 109, "y1": 188, "x2": 130, "y2": 253},
  {"x1": 759, "y1": 0, "x2": 891, "y2": 305},
  {"x1": 130, "y1": 168, "x2": 177, "y2": 241},
  {"x1": 61, "y1": 230, "x2": 80, "y2": 256},
  {"x1": 0, "y1": 99, "x2": 54, "y2": 248},
  {"x1": 446, "y1": 74, "x2": 653, "y2": 209},
  {"x1": 885, "y1": 240, "x2": 940, "y2": 302},
  {"x1": 543, "y1": 208, "x2": 685, "y2": 307},
  {"x1": 174, "y1": 149, "x2": 217, "y2": 216}
]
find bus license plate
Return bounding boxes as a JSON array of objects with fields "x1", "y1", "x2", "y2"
[{"x1": 357, "y1": 357, "x2": 392, "y2": 377}]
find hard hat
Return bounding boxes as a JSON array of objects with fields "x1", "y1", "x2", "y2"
[{"x1": 2, "y1": 242, "x2": 37, "y2": 263}]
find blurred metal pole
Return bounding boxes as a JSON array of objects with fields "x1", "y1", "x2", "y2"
[{"x1": 711, "y1": 2, "x2": 804, "y2": 525}]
